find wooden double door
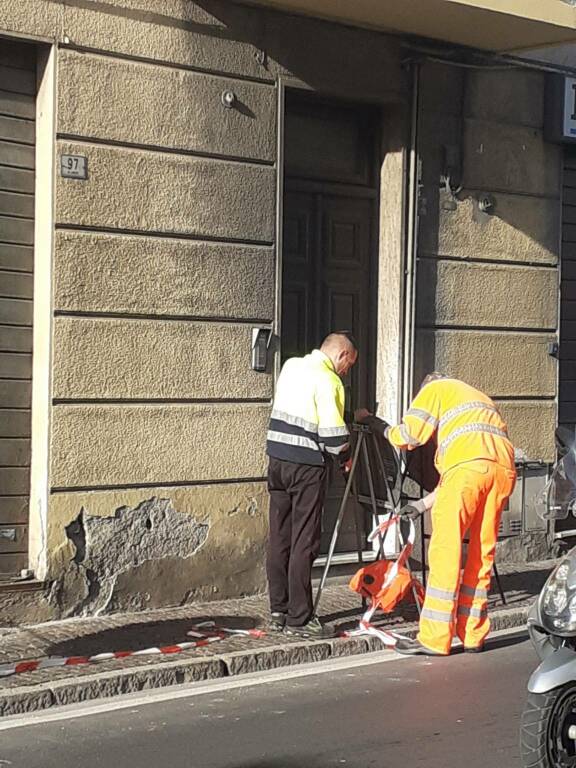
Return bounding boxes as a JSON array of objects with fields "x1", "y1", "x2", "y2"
[{"x1": 281, "y1": 93, "x2": 379, "y2": 553}]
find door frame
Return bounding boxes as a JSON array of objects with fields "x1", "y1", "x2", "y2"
[
  {"x1": 274, "y1": 80, "x2": 381, "y2": 412},
  {"x1": 275, "y1": 83, "x2": 386, "y2": 557},
  {"x1": 273, "y1": 79, "x2": 287, "y2": 382}
]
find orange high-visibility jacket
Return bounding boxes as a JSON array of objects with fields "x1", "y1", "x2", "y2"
[{"x1": 386, "y1": 378, "x2": 515, "y2": 474}]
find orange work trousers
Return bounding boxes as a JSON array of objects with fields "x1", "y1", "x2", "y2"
[{"x1": 418, "y1": 459, "x2": 516, "y2": 655}]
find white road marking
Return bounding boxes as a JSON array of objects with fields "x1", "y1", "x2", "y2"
[{"x1": 0, "y1": 625, "x2": 527, "y2": 732}]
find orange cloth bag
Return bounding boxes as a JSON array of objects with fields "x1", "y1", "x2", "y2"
[{"x1": 349, "y1": 560, "x2": 424, "y2": 614}]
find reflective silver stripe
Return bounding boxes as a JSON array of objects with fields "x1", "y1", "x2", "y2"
[
  {"x1": 426, "y1": 586, "x2": 457, "y2": 601},
  {"x1": 438, "y1": 423, "x2": 507, "y2": 454},
  {"x1": 460, "y1": 585, "x2": 488, "y2": 600},
  {"x1": 458, "y1": 605, "x2": 487, "y2": 619},
  {"x1": 266, "y1": 430, "x2": 320, "y2": 452},
  {"x1": 325, "y1": 443, "x2": 349, "y2": 455},
  {"x1": 271, "y1": 410, "x2": 318, "y2": 434},
  {"x1": 439, "y1": 401, "x2": 498, "y2": 430},
  {"x1": 318, "y1": 425, "x2": 349, "y2": 438},
  {"x1": 400, "y1": 424, "x2": 421, "y2": 447},
  {"x1": 421, "y1": 608, "x2": 453, "y2": 623},
  {"x1": 406, "y1": 408, "x2": 439, "y2": 428}
]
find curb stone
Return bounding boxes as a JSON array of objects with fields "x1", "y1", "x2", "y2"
[
  {"x1": 0, "y1": 605, "x2": 530, "y2": 718},
  {"x1": 0, "y1": 656, "x2": 226, "y2": 717},
  {"x1": 490, "y1": 605, "x2": 529, "y2": 631}
]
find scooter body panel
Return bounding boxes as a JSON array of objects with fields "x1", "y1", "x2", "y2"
[{"x1": 528, "y1": 646, "x2": 576, "y2": 694}]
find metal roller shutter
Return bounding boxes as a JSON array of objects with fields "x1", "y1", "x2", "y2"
[{"x1": 0, "y1": 39, "x2": 36, "y2": 577}]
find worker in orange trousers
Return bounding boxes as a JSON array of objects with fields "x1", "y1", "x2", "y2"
[{"x1": 357, "y1": 374, "x2": 516, "y2": 656}]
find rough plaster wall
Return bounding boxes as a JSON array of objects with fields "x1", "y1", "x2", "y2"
[
  {"x1": 41, "y1": 481, "x2": 268, "y2": 620},
  {"x1": 416, "y1": 62, "x2": 560, "y2": 463},
  {"x1": 49, "y1": 498, "x2": 209, "y2": 616},
  {"x1": 107, "y1": 495, "x2": 265, "y2": 611},
  {"x1": 0, "y1": 0, "x2": 407, "y2": 616},
  {"x1": 42, "y1": 0, "x2": 283, "y2": 610},
  {"x1": 496, "y1": 533, "x2": 561, "y2": 564}
]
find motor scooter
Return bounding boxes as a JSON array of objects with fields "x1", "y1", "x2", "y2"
[{"x1": 521, "y1": 428, "x2": 576, "y2": 768}]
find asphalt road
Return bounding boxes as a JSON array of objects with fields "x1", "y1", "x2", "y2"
[{"x1": 0, "y1": 629, "x2": 537, "y2": 768}]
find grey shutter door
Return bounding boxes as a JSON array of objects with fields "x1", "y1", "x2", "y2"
[{"x1": 0, "y1": 40, "x2": 36, "y2": 576}]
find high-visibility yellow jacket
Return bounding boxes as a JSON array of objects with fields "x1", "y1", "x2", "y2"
[
  {"x1": 267, "y1": 349, "x2": 349, "y2": 466},
  {"x1": 386, "y1": 378, "x2": 514, "y2": 474}
]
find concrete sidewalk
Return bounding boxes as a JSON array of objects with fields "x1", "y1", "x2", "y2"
[{"x1": 0, "y1": 559, "x2": 555, "y2": 717}]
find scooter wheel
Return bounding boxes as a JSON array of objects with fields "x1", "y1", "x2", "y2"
[{"x1": 521, "y1": 684, "x2": 576, "y2": 767}]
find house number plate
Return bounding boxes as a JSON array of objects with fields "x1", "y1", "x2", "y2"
[{"x1": 60, "y1": 154, "x2": 88, "y2": 179}]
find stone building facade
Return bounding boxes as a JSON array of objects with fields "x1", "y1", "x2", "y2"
[{"x1": 0, "y1": 0, "x2": 573, "y2": 622}]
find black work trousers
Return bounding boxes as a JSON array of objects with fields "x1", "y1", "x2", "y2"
[{"x1": 266, "y1": 457, "x2": 327, "y2": 627}]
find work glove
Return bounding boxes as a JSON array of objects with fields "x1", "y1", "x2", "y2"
[{"x1": 398, "y1": 500, "x2": 426, "y2": 520}]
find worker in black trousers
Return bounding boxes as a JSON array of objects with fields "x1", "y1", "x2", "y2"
[{"x1": 266, "y1": 332, "x2": 358, "y2": 638}]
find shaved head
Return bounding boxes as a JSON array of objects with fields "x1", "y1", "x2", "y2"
[
  {"x1": 421, "y1": 371, "x2": 447, "y2": 388},
  {"x1": 320, "y1": 332, "x2": 358, "y2": 377},
  {"x1": 321, "y1": 332, "x2": 357, "y2": 356}
]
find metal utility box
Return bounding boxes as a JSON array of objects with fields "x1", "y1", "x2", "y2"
[{"x1": 499, "y1": 460, "x2": 550, "y2": 537}]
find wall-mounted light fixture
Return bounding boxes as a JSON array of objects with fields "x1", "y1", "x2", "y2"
[
  {"x1": 221, "y1": 90, "x2": 236, "y2": 109},
  {"x1": 251, "y1": 327, "x2": 273, "y2": 372}
]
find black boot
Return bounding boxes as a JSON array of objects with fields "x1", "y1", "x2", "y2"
[{"x1": 394, "y1": 637, "x2": 447, "y2": 656}]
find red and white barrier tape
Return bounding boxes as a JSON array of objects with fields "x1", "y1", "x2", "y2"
[
  {"x1": 0, "y1": 621, "x2": 267, "y2": 679},
  {"x1": 0, "y1": 519, "x2": 420, "y2": 676},
  {"x1": 343, "y1": 515, "x2": 419, "y2": 647}
]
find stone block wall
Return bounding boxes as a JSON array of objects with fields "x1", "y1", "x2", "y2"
[
  {"x1": 0, "y1": 0, "x2": 406, "y2": 618},
  {"x1": 49, "y1": 4, "x2": 280, "y2": 615},
  {"x1": 415, "y1": 62, "x2": 560, "y2": 462},
  {"x1": 0, "y1": 1, "x2": 563, "y2": 618}
]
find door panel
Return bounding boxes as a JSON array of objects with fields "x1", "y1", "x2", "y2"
[
  {"x1": 282, "y1": 192, "x2": 317, "y2": 362},
  {"x1": 281, "y1": 288, "x2": 308, "y2": 364},
  {"x1": 319, "y1": 197, "x2": 374, "y2": 553},
  {"x1": 284, "y1": 95, "x2": 375, "y2": 186},
  {"x1": 323, "y1": 198, "x2": 370, "y2": 271},
  {"x1": 321, "y1": 195, "x2": 373, "y2": 411}
]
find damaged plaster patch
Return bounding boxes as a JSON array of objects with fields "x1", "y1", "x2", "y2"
[{"x1": 50, "y1": 498, "x2": 209, "y2": 616}]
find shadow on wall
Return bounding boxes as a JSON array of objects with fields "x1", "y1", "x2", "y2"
[
  {"x1": 193, "y1": 0, "x2": 408, "y2": 121},
  {"x1": 82, "y1": 0, "x2": 408, "y2": 109},
  {"x1": 175, "y1": 6, "x2": 559, "y2": 384},
  {"x1": 184, "y1": 3, "x2": 558, "y2": 252}
]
